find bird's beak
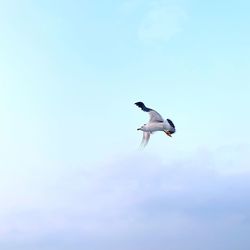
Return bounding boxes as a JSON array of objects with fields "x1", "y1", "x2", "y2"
[{"x1": 164, "y1": 130, "x2": 172, "y2": 137}]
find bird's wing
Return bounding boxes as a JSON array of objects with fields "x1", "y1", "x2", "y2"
[
  {"x1": 166, "y1": 119, "x2": 175, "y2": 129},
  {"x1": 140, "y1": 132, "x2": 150, "y2": 148},
  {"x1": 135, "y1": 102, "x2": 164, "y2": 123}
]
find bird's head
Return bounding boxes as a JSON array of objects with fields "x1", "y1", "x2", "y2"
[{"x1": 137, "y1": 124, "x2": 147, "y2": 131}]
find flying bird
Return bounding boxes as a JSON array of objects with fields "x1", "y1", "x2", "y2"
[{"x1": 135, "y1": 102, "x2": 176, "y2": 147}]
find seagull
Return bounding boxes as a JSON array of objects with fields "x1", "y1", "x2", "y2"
[{"x1": 135, "y1": 102, "x2": 176, "y2": 147}]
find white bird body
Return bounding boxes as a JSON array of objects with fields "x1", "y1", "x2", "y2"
[
  {"x1": 139, "y1": 121, "x2": 172, "y2": 133},
  {"x1": 139, "y1": 122, "x2": 164, "y2": 132},
  {"x1": 135, "y1": 102, "x2": 176, "y2": 147}
]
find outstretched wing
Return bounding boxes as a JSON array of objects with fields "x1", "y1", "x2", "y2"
[
  {"x1": 166, "y1": 119, "x2": 175, "y2": 129},
  {"x1": 135, "y1": 102, "x2": 164, "y2": 123},
  {"x1": 140, "y1": 132, "x2": 150, "y2": 148}
]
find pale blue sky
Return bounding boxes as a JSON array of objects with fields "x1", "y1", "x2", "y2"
[{"x1": 0, "y1": 0, "x2": 250, "y2": 249}]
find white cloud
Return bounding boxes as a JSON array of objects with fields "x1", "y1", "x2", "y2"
[
  {"x1": 138, "y1": 1, "x2": 187, "y2": 44},
  {"x1": 1, "y1": 146, "x2": 250, "y2": 249}
]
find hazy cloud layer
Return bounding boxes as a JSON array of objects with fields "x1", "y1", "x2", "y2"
[
  {"x1": 138, "y1": 1, "x2": 187, "y2": 44},
  {"x1": 1, "y1": 146, "x2": 250, "y2": 249},
  {"x1": 120, "y1": 0, "x2": 187, "y2": 44}
]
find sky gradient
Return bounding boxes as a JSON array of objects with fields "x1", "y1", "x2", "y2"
[{"x1": 1, "y1": 0, "x2": 250, "y2": 249}]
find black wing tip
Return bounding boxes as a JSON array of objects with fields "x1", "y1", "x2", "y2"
[
  {"x1": 134, "y1": 102, "x2": 145, "y2": 109},
  {"x1": 134, "y1": 101, "x2": 144, "y2": 106},
  {"x1": 134, "y1": 102, "x2": 151, "y2": 112},
  {"x1": 167, "y1": 119, "x2": 175, "y2": 129}
]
